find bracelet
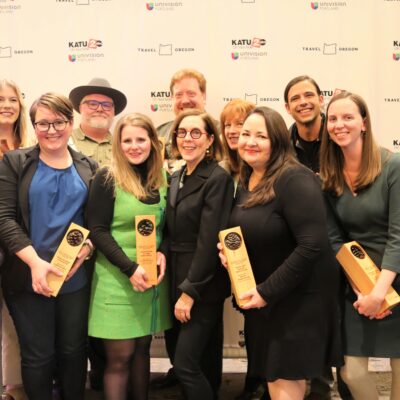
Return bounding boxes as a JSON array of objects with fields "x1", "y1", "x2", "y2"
[{"x1": 83, "y1": 239, "x2": 94, "y2": 260}]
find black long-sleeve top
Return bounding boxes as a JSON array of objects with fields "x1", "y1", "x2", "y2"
[{"x1": 87, "y1": 164, "x2": 160, "y2": 278}]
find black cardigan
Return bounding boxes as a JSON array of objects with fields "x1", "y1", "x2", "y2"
[{"x1": 0, "y1": 145, "x2": 98, "y2": 294}]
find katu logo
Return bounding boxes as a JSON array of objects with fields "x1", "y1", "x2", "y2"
[
  {"x1": 231, "y1": 52, "x2": 239, "y2": 60},
  {"x1": 311, "y1": 2, "x2": 318, "y2": 9},
  {"x1": 146, "y1": 2, "x2": 154, "y2": 10},
  {"x1": 394, "y1": 53, "x2": 400, "y2": 61},
  {"x1": 150, "y1": 104, "x2": 158, "y2": 112},
  {"x1": 68, "y1": 39, "x2": 103, "y2": 49}
]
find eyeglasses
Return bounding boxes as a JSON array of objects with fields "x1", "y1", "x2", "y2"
[
  {"x1": 175, "y1": 128, "x2": 207, "y2": 139},
  {"x1": 34, "y1": 120, "x2": 69, "y2": 132},
  {"x1": 81, "y1": 100, "x2": 114, "y2": 111}
]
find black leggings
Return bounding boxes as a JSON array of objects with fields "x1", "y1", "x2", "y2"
[{"x1": 103, "y1": 335, "x2": 152, "y2": 400}]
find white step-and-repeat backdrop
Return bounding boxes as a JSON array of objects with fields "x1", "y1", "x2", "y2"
[{"x1": 2, "y1": 0, "x2": 400, "y2": 355}]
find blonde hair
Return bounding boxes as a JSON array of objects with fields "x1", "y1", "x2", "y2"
[
  {"x1": 320, "y1": 91, "x2": 381, "y2": 196},
  {"x1": 220, "y1": 99, "x2": 255, "y2": 175},
  {"x1": 0, "y1": 79, "x2": 28, "y2": 148},
  {"x1": 107, "y1": 113, "x2": 165, "y2": 199}
]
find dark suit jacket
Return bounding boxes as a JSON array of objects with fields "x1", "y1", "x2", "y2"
[
  {"x1": 0, "y1": 145, "x2": 98, "y2": 294},
  {"x1": 166, "y1": 158, "x2": 234, "y2": 304}
]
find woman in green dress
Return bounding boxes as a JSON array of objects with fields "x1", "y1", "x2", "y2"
[
  {"x1": 87, "y1": 113, "x2": 171, "y2": 400},
  {"x1": 320, "y1": 91, "x2": 400, "y2": 400}
]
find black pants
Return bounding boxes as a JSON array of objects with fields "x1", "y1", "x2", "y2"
[
  {"x1": 5, "y1": 286, "x2": 90, "y2": 400},
  {"x1": 166, "y1": 301, "x2": 224, "y2": 400}
]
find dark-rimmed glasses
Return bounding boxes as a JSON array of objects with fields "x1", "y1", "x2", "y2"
[
  {"x1": 175, "y1": 128, "x2": 207, "y2": 139},
  {"x1": 81, "y1": 100, "x2": 114, "y2": 111},
  {"x1": 34, "y1": 120, "x2": 69, "y2": 132}
]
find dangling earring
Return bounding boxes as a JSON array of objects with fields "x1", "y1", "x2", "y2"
[
  {"x1": 206, "y1": 147, "x2": 210, "y2": 155},
  {"x1": 361, "y1": 130, "x2": 366, "y2": 137}
]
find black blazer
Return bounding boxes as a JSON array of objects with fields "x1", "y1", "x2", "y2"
[
  {"x1": 166, "y1": 159, "x2": 234, "y2": 304},
  {"x1": 0, "y1": 145, "x2": 98, "y2": 294}
]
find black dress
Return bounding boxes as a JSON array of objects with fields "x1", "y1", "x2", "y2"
[{"x1": 229, "y1": 165, "x2": 342, "y2": 381}]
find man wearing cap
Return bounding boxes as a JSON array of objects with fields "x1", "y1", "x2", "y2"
[{"x1": 69, "y1": 77, "x2": 127, "y2": 167}]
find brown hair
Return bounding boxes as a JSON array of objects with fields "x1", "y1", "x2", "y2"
[
  {"x1": 0, "y1": 79, "x2": 28, "y2": 148},
  {"x1": 107, "y1": 113, "x2": 165, "y2": 199},
  {"x1": 320, "y1": 91, "x2": 381, "y2": 196},
  {"x1": 220, "y1": 99, "x2": 255, "y2": 175},
  {"x1": 284, "y1": 75, "x2": 321, "y2": 103},
  {"x1": 30, "y1": 92, "x2": 74, "y2": 125},
  {"x1": 170, "y1": 69, "x2": 206, "y2": 95},
  {"x1": 240, "y1": 106, "x2": 299, "y2": 208},
  {"x1": 170, "y1": 109, "x2": 223, "y2": 162}
]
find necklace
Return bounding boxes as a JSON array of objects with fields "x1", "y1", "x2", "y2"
[
  {"x1": 343, "y1": 169, "x2": 357, "y2": 196},
  {"x1": 179, "y1": 166, "x2": 187, "y2": 189}
]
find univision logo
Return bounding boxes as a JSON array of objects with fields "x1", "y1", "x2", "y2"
[
  {"x1": 146, "y1": 3, "x2": 154, "y2": 10},
  {"x1": 311, "y1": 2, "x2": 318, "y2": 9},
  {"x1": 151, "y1": 104, "x2": 158, "y2": 112},
  {"x1": 393, "y1": 53, "x2": 400, "y2": 61},
  {"x1": 68, "y1": 54, "x2": 76, "y2": 62},
  {"x1": 231, "y1": 52, "x2": 239, "y2": 60}
]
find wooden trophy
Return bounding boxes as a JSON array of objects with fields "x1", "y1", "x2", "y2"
[
  {"x1": 336, "y1": 241, "x2": 400, "y2": 313},
  {"x1": 219, "y1": 226, "x2": 256, "y2": 308},
  {"x1": 48, "y1": 222, "x2": 89, "y2": 296},
  {"x1": 135, "y1": 215, "x2": 158, "y2": 285}
]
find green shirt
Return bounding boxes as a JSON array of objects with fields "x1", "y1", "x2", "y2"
[{"x1": 71, "y1": 127, "x2": 112, "y2": 167}]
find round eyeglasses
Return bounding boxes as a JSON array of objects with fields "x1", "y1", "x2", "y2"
[
  {"x1": 81, "y1": 100, "x2": 114, "y2": 111},
  {"x1": 34, "y1": 120, "x2": 69, "y2": 132},
  {"x1": 175, "y1": 128, "x2": 207, "y2": 139}
]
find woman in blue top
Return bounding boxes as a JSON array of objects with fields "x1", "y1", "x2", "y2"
[{"x1": 0, "y1": 93, "x2": 97, "y2": 400}]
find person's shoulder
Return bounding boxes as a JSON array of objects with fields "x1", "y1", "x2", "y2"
[
  {"x1": 157, "y1": 120, "x2": 174, "y2": 136},
  {"x1": 280, "y1": 163, "x2": 313, "y2": 180},
  {"x1": 69, "y1": 146, "x2": 98, "y2": 171},
  {"x1": 2, "y1": 145, "x2": 37, "y2": 163},
  {"x1": 383, "y1": 148, "x2": 400, "y2": 167},
  {"x1": 209, "y1": 161, "x2": 233, "y2": 184}
]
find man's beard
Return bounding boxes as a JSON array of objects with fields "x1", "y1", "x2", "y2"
[{"x1": 87, "y1": 116, "x2": 112, "y2": 130}]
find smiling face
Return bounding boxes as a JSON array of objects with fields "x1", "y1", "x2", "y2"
[
  {"x1": 238, "y1": 113, "x2": 270, "y2": 173},
  {"x1": 176, "y1": 115, "x2": 214, "y2": 173},
  {"x1": 223, "y1": 113, "x2": 245, "y2": 151},
  {"x1": 285, "y1": 80, "x2": 323, "y2": 126},
  {"x1": 0, "y1": 84, "x2": 20, "y2": 127},
  {"x1": 34, "y1": 106, "x2": 72, "y2": 154},
  {"x1": 326, "y1": 98, "x2": 366, "y2": 151},
  {"x1": 120, "y1": 124, "x2": 151, "y2": 165},
  {"x1": 172, "y1": 77, "x2": 206, "y2": 116},
  {"x1": 79, "y1": 93, "x2": 115, "y2": 130}
]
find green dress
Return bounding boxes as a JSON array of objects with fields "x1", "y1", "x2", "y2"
[
  {"x1": 327, "y1": 148, "x2": 400, "y2": 357},
  {"x1": 89, "y1": 185, "x2": 171, "y2": 339}
]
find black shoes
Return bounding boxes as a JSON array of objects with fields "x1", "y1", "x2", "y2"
[{"x1": 150, "y1": 368, "x2": 179, "y2": 390}]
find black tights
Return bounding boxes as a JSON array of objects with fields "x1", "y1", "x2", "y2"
[{"x1": 103, "y1": 335, "x2": 152, "y2": 400}]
